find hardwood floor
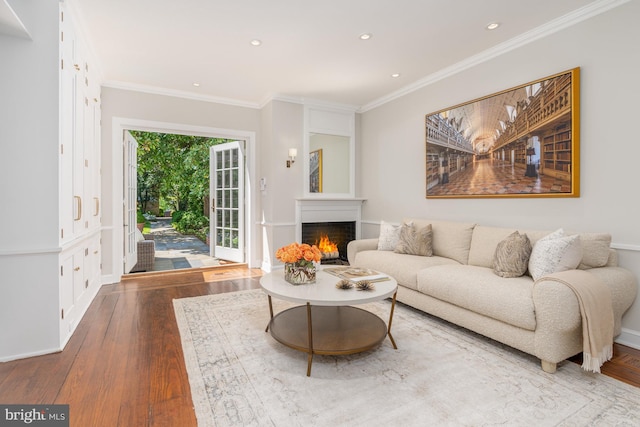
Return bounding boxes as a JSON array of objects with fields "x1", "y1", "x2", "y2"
[{"x1": 0, "y1": 266, "x2": 638, "y2": 426}]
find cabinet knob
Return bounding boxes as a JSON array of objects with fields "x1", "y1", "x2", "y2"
[{"x1": 74, "y1": 267, "x2": 80, "y2": 271}]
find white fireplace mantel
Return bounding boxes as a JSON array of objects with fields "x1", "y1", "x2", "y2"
[{"x1": 295, "y1": 198, "x2": 365, "y2": 243}]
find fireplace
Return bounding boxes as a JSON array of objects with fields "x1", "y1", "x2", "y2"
[
  {"x1": 302, "y1": 221, "x2": 356, "y2": 264},
  {"x1": 295, "y1": 198, "x2": 364, "y2": 266}
]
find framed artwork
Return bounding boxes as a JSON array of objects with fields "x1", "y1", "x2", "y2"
[
  {"x1": 425, "y1": 67, "x2": 580, "y2": 198},
  {"x1": 309, "y1": 149, "x2": 323, "y2": 193}
]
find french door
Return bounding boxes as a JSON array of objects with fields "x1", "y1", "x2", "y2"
[
  {"x1": 210, "y1": 141, "x2": 245, "y2": 262},
  {"x1": 123, "y1": 131, "x2": 138, "y2": 273}
]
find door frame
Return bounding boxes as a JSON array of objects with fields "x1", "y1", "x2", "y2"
[{"x1": 106, "y1": 117, "x2": 257, "y2": 282}]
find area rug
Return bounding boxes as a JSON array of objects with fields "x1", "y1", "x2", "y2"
[{"x1": 173, "y1": 289, "x2": 640, "y2": 426}]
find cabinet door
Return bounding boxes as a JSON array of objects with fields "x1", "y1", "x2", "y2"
[
  {"x1": 72, "y1": 48, "x2": 85, "y2": 237},
  {"x1": 72, "y1": 249, "x2": 84, "y2": 304},
  {"x1": 84, "y1": 87, "x2": 101, "y2": 232},
  {"x1": 60, "y1": 5, "x2": 102, "y2": 240},
  {"x1": 86, "y1": 236, "x2": 101, "y2": 289}
]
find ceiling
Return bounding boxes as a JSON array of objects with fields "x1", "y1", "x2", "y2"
[{"x1": 70, "y1": 0, "x2": 609, "y2": 110}]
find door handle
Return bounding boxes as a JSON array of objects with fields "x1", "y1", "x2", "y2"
[
  {"x1": 211, "y1": 199, "x2": 215, "y2": 212},
  {"x1": 74, "y1": 196, "x2": 82, "y2": 220}
]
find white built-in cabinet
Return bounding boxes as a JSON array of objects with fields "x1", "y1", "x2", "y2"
[{"x1": 57, "y1": 3, "x2": 102, "y2": 346}]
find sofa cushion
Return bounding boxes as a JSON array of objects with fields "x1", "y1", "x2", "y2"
[
  {"x1": 353, "y1": 250, "x2": 459, "y2": 291},
  {"x1": 468, "y1": 226, "x2": 548, "y2": 268},
  {"x1": 394, "y1": 222, "x2": 433, "y2": 256},
  {"x1": 377, "y1": 221, "x2": 400, "y2": 251},
  {"x1": 468, "y1": 226, "x2": 609, "y2": 272},
  {"x1": 575, "y1": 233, "x2": 612, "y2": 269},
  {"x1": 417, "y1": 265, "x2": 537, "y2": 331},
  {"x1": 404, "y1": 218, "x2": 475, "y2": 264},
  {"x1": 492, "y1": 231, "x2": 532, "y2": 278},
  {"x1": 528, "y1": 229, "x2": 582, "y2": 281}
]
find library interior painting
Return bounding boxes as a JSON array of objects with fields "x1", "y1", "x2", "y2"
[{"x1": 425, "y1": 68, "x2": 579, "y2": 198}]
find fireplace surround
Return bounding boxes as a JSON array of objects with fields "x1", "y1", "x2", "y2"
[{"x1": 296, "y1": 199, "x2": 364, "y2": 264}]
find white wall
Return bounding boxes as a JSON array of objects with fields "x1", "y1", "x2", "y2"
[
  {"x1": 0, "y1": 0, "x2": 59, "y2": 251},
  {"x1": 0, "y1": 0, "x2": 63, "y2": 359},
  {"x1": 358, "y1": 1, "x2": 640, "y2": 346},
  {"x1": 259, "y1": 100, "x2": 304, "y2": 270}
]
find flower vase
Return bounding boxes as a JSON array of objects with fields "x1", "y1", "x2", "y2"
[{"x1": 284, "y1": 262, "x2": 316, "y2": 285}]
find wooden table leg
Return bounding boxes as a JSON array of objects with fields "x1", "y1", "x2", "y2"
[
  {"x1": 387, "y1": 291, "x2": 398, "y2": 349},
  {"x1": 306, "y1": 302, "x2": 314, "y2": 377}
]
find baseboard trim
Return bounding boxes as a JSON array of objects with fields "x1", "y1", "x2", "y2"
[
  {"x1": 101, "y1": 274, "x2": 120, "y2": 285},
  {"x1": 0, "y1": 346, "x2": 62, "y2": 363},
  {"x1": 616, "y1": 328, "x2": 640, "y2": 350}
]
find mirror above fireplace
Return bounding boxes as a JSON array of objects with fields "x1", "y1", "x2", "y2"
[{"x1": 304, "y1": 105, "x2": 355, "y2": 198}]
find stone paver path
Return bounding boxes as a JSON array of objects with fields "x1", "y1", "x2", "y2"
[{"x1": 148, "y1": 217, "x2": 221, "y2": 271}]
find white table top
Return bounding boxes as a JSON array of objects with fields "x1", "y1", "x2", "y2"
[{"x1": 260, "y1": 267, "x2": 397, "y2": 306}]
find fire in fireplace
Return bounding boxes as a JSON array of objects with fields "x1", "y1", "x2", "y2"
[
  {"x1": 301, "y1": 221, "x2": 355, "y2": 264},
  {"x1": 316, "y1": 235, "x2": 339, "y2": 260}
]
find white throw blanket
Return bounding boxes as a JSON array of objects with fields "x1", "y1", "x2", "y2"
[{"x1": 538, "y1": 270, "x2": 614, "y2": 373}]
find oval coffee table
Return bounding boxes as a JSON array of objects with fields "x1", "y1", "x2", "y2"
[{"x1": 260, "y1": 268, "x2": 398, "y2": 376}]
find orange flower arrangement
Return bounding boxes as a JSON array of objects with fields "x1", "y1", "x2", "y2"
[{"x1": 276, "y1": 242, "x2": 322, "y2": 266}]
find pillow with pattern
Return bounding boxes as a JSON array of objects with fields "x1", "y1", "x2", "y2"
[
  {"x1": 528, "y1": 228, "x2": 582, "y2": 281},
  {"x1": 377, "y1": 221, "x2": 400, "y2": 251},
  {"x1": 492, "y1": 231, "x2": 532, "y2": 278},
  {"x1": 394, "y1": 222, "x2": 433, "y2": 257}
]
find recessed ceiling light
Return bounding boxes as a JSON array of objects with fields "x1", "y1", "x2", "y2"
[
  {"x1": 192, "y1": 83, "x2": 200, "y2": 87},
  {"x1": 359, "y1": 33, "x2": 372, "y2": 40},
  {"x1": 486, "y1": 22, "x2": 500, "y2": 30},
  {"x1": 391, "y1": 73, "x2": 401, "y2": 78},
  {"x1": 250, "y1": 39, "x2": 262, "y2": 46}
]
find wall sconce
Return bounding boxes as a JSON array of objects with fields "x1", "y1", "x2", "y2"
[{"x1": 286, "y1": 148, "x2": 297, "y2": 168}]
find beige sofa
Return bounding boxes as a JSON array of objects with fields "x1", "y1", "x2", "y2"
[{"x1": 347, "y1": 218, "x2": 637, "y2": 373}]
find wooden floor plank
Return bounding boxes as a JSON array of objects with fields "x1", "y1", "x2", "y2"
[{"x1": 0, "y1": 267, "x2": 637, "y2": 427}]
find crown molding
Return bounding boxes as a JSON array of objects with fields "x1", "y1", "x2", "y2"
[
  {"x1": 263, "y1": 94, "x2": 360, "y2": 113},
  {"x1": 0, "y1": 0, "x2": 30, "y2": 39},
  {"x1": 101, "y1": 80, "x2": 262, "y2": 110},
  {"x1": 359, "y1": 0, "x2": 631, "y2": 113}
]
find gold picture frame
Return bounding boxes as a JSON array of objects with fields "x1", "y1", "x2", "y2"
[
  {"x1": 425, "y1": 67, "x2": 580, "y2": 198},
  {"x1": 309, "y1": 149, "x2": 323, "y2": 193}
]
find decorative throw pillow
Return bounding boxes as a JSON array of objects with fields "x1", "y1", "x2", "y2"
[
  {"x1": 394, "y1": 222, "x2": 433, "y2": 256},
  {"x1": 577, "y1": 233, "x2": 612, "y2": 269},
  {"x1": 377, "y1": 221, "x2": 401, "y2": 251},
  {"x1": 492, "y1": 231, "x2": 532, "y2": 278},
  {"x1": 528, "y1": 228, "x2": 582, "y2": 281}
]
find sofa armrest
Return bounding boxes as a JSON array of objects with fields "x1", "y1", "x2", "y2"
[
  {"x1": 532, "y1": 267, "x2": 637, "y2": 364},
  {"x1": 347, "y1": 238, "x2": 379, "y2": 265},
  {"x1": 584, "y1": 266, "x2": 638, "y2": 334},
  {"x1": 533, "y1": 272, "x2": 583, "y2": 333}
]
